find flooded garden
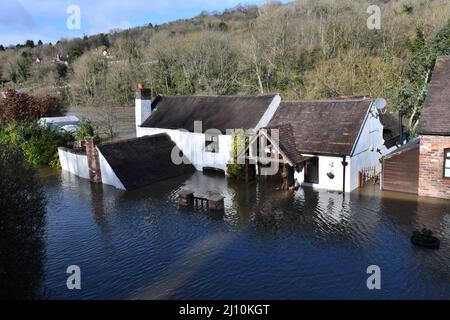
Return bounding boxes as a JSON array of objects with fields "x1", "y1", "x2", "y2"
[{"x1": 37, "y1": 169, "x2": 450, "y2": 299}]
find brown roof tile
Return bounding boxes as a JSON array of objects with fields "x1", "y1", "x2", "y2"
[
  {"x1": 419, "y1": 56, "x2": 450, "y2": 135},
  {"x1": 141, "y1": 94, "x2": 277, "y2": 133},
  {"x1": 264, "y1": 124, "x2": 306, "y2": 165},
  {"x1": 268, "y1": 99, "x2": 372, "y2": 156}
]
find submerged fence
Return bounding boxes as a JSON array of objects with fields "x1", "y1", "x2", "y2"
[{"x1": 359, "y1": 166, "x2": 380, "y2": 187}]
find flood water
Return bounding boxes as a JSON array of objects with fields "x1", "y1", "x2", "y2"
[{"x1": 37, "y1": 168, "x2": 450, "y2": 300}]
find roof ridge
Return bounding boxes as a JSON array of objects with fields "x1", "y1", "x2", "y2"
[
  {"x1": 158, "y1": 93, "x2": 278, "y2": 98},
  {"x1": 282, "y1": 98, "x2": 373, "y2": 103},
  {"x1": 98, "y1": 133, "x2": 168, "y2": 147}
]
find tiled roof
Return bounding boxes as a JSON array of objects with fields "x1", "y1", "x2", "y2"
[
  {"x1": 97, "y1": 134, "x2": 195, "y2": 190},
  {"x1": 141, "y1": 94, "x2": 277, "y2": 133},
  {"x1": 268, "y1": 99, "x2": 372, "y2": 156},
  {"x1": 263, "y1": 124, "x2": 306, "y2": 165},
  {"x1": 419, "y1": 56, "x2": 450, "y2": 135}
]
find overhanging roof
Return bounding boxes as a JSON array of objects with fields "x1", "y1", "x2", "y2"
[
  {"x1": 140, "y1": 94, "x2": 278, "y2": 133},
  {"x1": 268, "y1": 99, "x2": 373, "y2": 157}
]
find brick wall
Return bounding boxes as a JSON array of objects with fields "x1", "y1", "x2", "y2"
[
  {"x1": 85, "y1": 137, "x2": 102, "y2": 184},
  {"x1": 418, "y1": 135, "x2": 450, "y2": 199}
]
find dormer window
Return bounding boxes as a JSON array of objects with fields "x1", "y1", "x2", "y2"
[
  {"x1": 205, "y1": 134, "x2": 219, "y2": 153},
  {"x1": 444, "y1": 149, "x2": 450, "y2": 179}
]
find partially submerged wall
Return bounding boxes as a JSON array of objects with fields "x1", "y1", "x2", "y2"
[
  {"x1": 294, "y1": 155, "x2": 351, "y2": 192},
  {"x1": 58, "y1": 147, "x2": 90, "y2": 180}
]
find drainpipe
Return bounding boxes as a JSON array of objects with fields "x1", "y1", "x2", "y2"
[{"x1": 341, "y1": 156, "x2": 348, "y2": 193}]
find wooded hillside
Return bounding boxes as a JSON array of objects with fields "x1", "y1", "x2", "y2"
[{"x1": 1, "y1": 0, "x2": 449, "y2": 134}]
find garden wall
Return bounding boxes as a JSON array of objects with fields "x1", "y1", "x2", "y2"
[{"x1": 58, "y1": 147, "x2": 90, "y2": 180}]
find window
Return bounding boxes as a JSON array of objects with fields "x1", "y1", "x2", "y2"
[
  {"x1": 444, "y1": 149, "x2": 450, "y2": 179},
  {"x1": 205, "y1": 134, "x2": 219, "y2": 153}
]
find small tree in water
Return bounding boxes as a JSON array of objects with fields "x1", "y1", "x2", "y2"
[
  {"x1": 227, "y1": 129, "x2": 255, "y2": 181},
  {"x1": 0, "y1": 144, "x2": 46, "y2": 299}
]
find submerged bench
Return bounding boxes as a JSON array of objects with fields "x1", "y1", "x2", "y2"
[{"x1": 178, "y1": 190, "x2": 225, "y2": 211}]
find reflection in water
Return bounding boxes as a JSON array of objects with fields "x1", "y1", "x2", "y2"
[
  {"x1": 40, "y1": 170, "x2": 450, "y2": 300},
  {"x1": 132, "y1": 232, "x2": 236, "y2": 300}
]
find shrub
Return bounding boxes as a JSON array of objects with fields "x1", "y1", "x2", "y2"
[
  {"x1": 0, "y1": 89, "x2": 66, "y2": 122},
  {"x1": 0, "y1": 144, "x2": 46, "y2": 299},
  {"x1": 75, "y1": 119, "x2": 100, "y2": 141},
  {"x1": 34, "y1": 94, "x2": 65, "y2": 118},
  {"x1": 0, "y1": 89, "x2": 35, "y2": 121},
  {"x1": 227, "y1": 130, "x2": 255, "y2": 181},
  {"x1": 0, "y1": 122, "x2": 74, "y2": 166}
]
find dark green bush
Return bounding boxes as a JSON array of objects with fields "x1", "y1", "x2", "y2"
[
  {"x1": 0, "y1": 144, "x2": 46, "y2": 299},
  {"x1": 227, "y1": 130, "x2": 255, "y2": 181},
  {"x1": 0, "y1": 122, "x2": 74, "y2": 166},
  {"x1": 75, "y1": 119, "x2": 100, "y2": 141}
]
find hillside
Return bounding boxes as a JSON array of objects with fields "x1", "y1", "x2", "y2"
[{"x1": 1, "y1": 0, "x2": 450, "y2": 134}]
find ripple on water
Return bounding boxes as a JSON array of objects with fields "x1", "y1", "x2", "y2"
[{"x1": 38, "y1": 170, "x2": 450, "y2": 299}]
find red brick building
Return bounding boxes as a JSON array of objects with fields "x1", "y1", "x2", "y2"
[{"x1": 418, "y1": 56, "x2": 450, "y2": 199}]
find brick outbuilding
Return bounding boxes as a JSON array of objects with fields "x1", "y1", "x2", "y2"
[{"x1": 418, "y1": 56, "x2": 450, "y2": 199}]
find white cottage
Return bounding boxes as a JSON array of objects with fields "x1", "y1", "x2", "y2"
[
  {"x1": 242, "y1": 98, "x2": 401, "y2": 192},
  {"x1": 59, "y1": 87, "x2": 400, "y2": 193},
  {"x1": 136, "y1": 87, "x2": 281, "y2": 174},
  {"x1": 136, "y1": 88, "x2": 401, "y2": 192}
]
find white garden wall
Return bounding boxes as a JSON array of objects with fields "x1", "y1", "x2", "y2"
[{"x1": 58, "y1": 147, "x2": 90, "y2": 180}]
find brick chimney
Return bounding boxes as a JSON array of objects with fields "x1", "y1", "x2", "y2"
[
  {"x1": 85, "y1": 137, "x2": 102, "y2": 184},
  {"x1": 135, "y1": 83, "x2": 152, "y2": 128}
]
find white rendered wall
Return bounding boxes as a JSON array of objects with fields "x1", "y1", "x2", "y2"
[
  {"x1": 137, "y1": 127, "x2": 233, "y2": 173},
  {"x1": 294, "y1": 155, "x2": 351, "y2": 192},
  {"x1": 294, "y1": 106, "x2": 398, "y2": 192},
  {"x1": 98, "y1": 149, "x2": 126, "y2": 190},
  {"x1": 135, "y1": 98, "x2": 152, "y2": 127},
  {"x1": 58, "y1": 147, "x2": 90, "y2": 180},
  {"x1": 348, "y1": 106, "x2": 397, "y2": 191}
]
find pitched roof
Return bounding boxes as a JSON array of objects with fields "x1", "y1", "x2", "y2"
[
  {"x1": 419, "y1": 56, "x2": 450, "y2": 135},
  {"x1": 263, "y1": 124, "x2": 306, "y2": 165},
  {"x1": 267, "y1": 99, "x2": 372, "y2": 156},
  {"x1": 383, "y1": 137, "x2": 420, "y2": 160},
  {"x1": 97, "y1": 134, "x2": 195, "y2": 190},
  {"x1": 140, "y1": 94, "x2": 277, "y2": 133}
]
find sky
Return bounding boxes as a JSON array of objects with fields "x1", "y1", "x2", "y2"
[{"x1": 0, "y1": 0, "x2": 271, "y2": 46}]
